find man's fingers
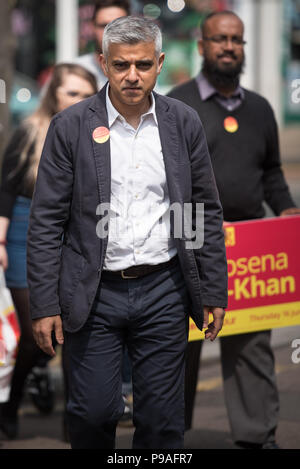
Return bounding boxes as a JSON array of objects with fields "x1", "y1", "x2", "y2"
[
  {"x1": 280, "y1": 207, "x2": 300, "y2": 216},
  {"x1": 32, "y1": 316, "x2": 61, "y2": 357},
  {"x1": 41, "y1": 333, "x2": 56, "y2": 357},
  {"x1": 54, "y1": 316, "x2": 64, "y2": 345},
  {"x1": 203, "y1": 308, "x2": 209, "y2": 328},
  {"x1": 34, "y1": 329, "x2": 55, "y2": 356},
  {"x1": 39, "y1": 326, "x2": 55, "y2": 356},
  {"x1": 204, "y1": 319, "x2": 223, "y2": 341},
  {"x1": 203, "y1": 307, "x2": 225, "y2": 341}
]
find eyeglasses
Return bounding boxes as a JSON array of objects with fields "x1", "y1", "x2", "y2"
[{"x1": 203, "y1": 35, "x2": 246, "y2": 46}]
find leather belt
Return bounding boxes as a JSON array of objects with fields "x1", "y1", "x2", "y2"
[{"x1": 102, "y1": 255, "x2": 178, "y2": 280}]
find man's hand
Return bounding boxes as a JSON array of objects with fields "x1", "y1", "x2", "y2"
[
  {"x1": 203, "y1": 306, "x2": 225, "y2": 341},
  {"x1": 280, "y1": 207, "x2": 300, "y2": 216},
  {"x1": 32, "y1": 315, "x2": 64, "y2": 357}
]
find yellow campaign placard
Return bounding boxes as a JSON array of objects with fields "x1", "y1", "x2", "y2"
[{"x1": 189, "y1": 216, "x2": 300, "y2": 340}]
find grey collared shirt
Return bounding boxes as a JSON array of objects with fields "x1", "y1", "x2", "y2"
[{"x1": 196, "y1": 72, "x2": 244, "y2": 111}]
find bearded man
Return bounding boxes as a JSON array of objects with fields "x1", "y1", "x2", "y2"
[{"x1": 169, "y1": 10, "x2": 300, "y2": 449}]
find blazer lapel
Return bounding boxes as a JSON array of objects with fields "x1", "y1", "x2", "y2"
[
  {"x1": 88, "y1": 85, "x2": 111, "y2": 205},
  {"x1": 155, "y1": 93, "x2": 182, "y2": 204}
]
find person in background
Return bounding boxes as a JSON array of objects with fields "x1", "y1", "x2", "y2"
[
  {"x1": 168, "y1": 10, "x2": 300, "y2": 449},
  {"x1": 0, "y1": 63, "x2": 97, "y2": 440},
  {"x1": 75, "y1": 0, "x2": 130, "y2": 89}
]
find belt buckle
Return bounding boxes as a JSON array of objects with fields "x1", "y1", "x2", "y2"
[{"x1": 121, "y1": 270, "x2": 138, "y2": 279}]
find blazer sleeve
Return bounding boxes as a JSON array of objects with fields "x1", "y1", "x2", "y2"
[
  {"x1": 189, "y1": 110, "x2": 228, "y2": 308},
  {"x1": 27, "y1": 114, "x2": 74, "y2": 319}
]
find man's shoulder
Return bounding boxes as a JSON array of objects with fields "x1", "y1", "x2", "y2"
[
  {"x1": 155, "y1": 88, "x2": 200, "y2": 119},
  {"x1": 167, "y1": 79, "x2": 198, "y2": 100},
  {"x1": 166, "y1": 79, "x2": 203, "y2": 113},
  {"x1": 243, "y1": 88, "x2": 274, "y2": 114}
]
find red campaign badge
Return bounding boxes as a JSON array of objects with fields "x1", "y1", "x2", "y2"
[
  {"x1": 93, "y1": 126, "x2": 110, "y2": 143},
  {"x1": 224, "y1": 116, "x2": 238, "y2": 133}
]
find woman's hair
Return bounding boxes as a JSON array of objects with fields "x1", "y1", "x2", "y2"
[
  {"x1": 102, "y1": 16, "x2": 162, "y2": 59},
  {"x1": 16, "y1": 63, "x2": 98, "y2": 191}
]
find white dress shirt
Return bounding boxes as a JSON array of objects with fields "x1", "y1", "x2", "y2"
[{"x1": 103, "y1": 87, "x2": 177, "y2": 271}]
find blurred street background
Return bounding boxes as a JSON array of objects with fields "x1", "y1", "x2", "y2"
[{"x1": 0, "y1": 0, "x2": 300, "y2": 450}]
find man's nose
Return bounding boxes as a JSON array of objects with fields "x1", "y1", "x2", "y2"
[
  {"x1": 127, "y1": 65, "x2": 138, "y2": 82},
  {"x1": 223, "y1": 38, "x2": 235, "y2": 50}
]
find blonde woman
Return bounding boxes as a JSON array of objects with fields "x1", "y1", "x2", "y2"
[{"x1": 0, "y1": 63, "x2": 97, "y2": 439}]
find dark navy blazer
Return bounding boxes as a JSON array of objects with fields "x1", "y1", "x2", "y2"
[{"x1": 27, "y1": 84, "x2": 228, "y2": 332}]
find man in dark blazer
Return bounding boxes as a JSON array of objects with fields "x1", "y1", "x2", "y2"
[
  {"x1": 27, "y1": 16, "x2": 228, "y2": 449},
  {"x1": 168, "y1": 10, "x2": 300, "y2": 449}
]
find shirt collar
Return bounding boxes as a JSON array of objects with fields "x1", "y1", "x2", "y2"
[
  {"x1": 106, "y1": 85, "x2": 158, "y2": 127},
  {"x1": 196, "y1": 71, "x2": 244, "y2": 101}
]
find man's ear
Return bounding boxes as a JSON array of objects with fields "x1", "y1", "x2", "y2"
[
  {"x1": 197, "y1": 40, "x2": 204, "y2": 57},
  {"x1": 99, "y1": 54, "x2": 108, "y2": 76},
  {"x1": 157, "y1": 52, "x2": 165, "y2": 74}
]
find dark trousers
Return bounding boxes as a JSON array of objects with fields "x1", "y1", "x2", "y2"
[
  {"x1": 185, "y1": 331, "x2": 279, "y2": 445},
  {"x1": 65, "y1": 261, "x2": 190, "y2": 449}
]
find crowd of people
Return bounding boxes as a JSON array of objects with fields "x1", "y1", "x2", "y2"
[{"x1": 0, "y1": 0, "x2": 299, "y2": 450}]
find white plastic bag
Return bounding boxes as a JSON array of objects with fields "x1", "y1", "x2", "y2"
[{"x1": 0, "y1": 266, "x2": 20, "y2": 402}]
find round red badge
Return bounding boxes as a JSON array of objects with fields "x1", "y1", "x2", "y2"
[
  {"x1": 93, "y1": 126, "x2": 110, "y2": 143},
  {"x1": 224, "y1": 116, "x2": 239, "y2": 133}
]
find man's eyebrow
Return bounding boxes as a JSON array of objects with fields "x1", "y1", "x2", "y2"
[
  {"x1": 136, "y1": 60, "x2": 154, "y2": 64},
  {"x1": 112, "y1": 59, "x2": 129, "y2": 64}
]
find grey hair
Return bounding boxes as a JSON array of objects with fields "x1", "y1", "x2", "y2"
[{"x1": 102, "y1": 16, "x2": 162, "y2": 58}]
